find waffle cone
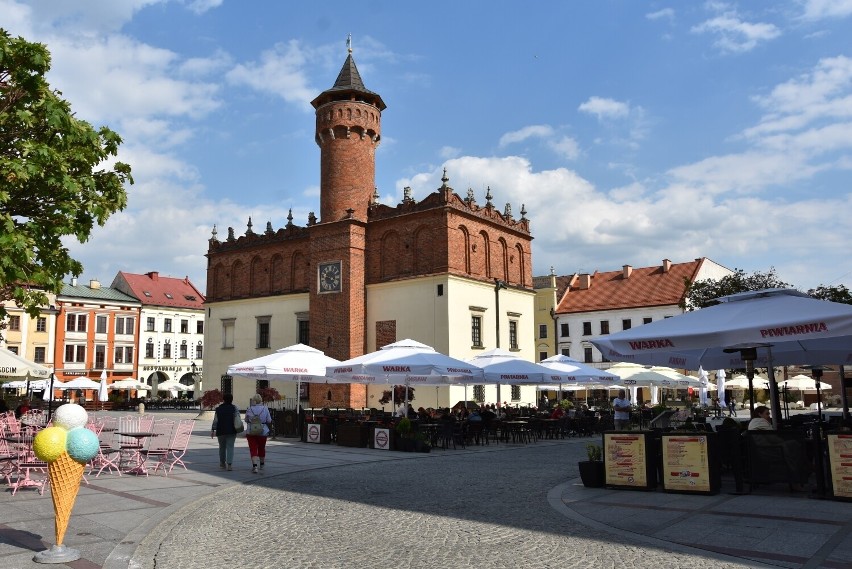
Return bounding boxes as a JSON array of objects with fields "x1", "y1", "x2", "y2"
[{"x1": 48, "y1": 452, "x2": 85, "y2": 546}]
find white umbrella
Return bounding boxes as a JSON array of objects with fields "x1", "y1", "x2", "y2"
[
  {"x1": 0, "y1": 348, "x2": 51, "y2": 381},
  {"x1": 58, "y1": 377, "x2": 102, "y2": 389},
  {"x1": 110, "y1": 378, "x2": 148, "y2": 390},
  {"x1": 698, "y1": 367, "x2": 709, "y2": 406},
  {"x1": 592, "y1": 288, "x2": 852, "y2": 423},
  {"x1": 155, "y1": 379, "x2": 189, "y2": 392},
  {"x1": 98, "y1": 370, "x2": 109, "y2": 403},
  {"x1": 330, "y1": 339, "x2": 482, "y2": 386},
  {"x1": 330, "y1": 339, "x2": 483, "y2": 408},
  {"x1": 591, "y1": 288, "x2": 852, "y2": 369},
  {"x1": 716, "y1": 369, "x2": 727, "y2": 408},
  {"x1": 538, "y1": 354, "x2": 621, "y2": 385},
  {"x1": 782, "y1": 374, "x2": 832, "y2": 392},
  {"x1": 228, "y1": 343, "x2": 341, "y2": 383},
  {"x1": 466, "y1": 348, "x2": 572, "y2": 385}
]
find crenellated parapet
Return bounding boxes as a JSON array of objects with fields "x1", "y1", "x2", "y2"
[
  {"x1": 367, "y1": 169, "x2": 531, "y2": 235},
  {"x1": 207, "y1": 211, "x2": 311, "y2": 254}
]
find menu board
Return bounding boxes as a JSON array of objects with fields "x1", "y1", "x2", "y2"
[
  {"x1": 661, "y1": 435, "x2": 711, "y2": 493},
  {"x1": 827, "y1": 433, "x2": 852, "y2": 500},
  {"x1": 604, "y1": 433, "x2": 649, "y2": 488},
  {"x1": 373, "y1": 427, "x2": 391, "y2": 451},
  {"x1": 305, "y1": 423, "x2": 323, "y2": 444}
]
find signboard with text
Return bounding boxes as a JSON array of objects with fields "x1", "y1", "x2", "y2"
[
  {"x1": 306, "y1": 423, "x2": 323, "y2": 444},
  {"x1": 827, "y1": 433, "x2": 852, "y2": 501},
  {"x1": 373, "y1": 428, "x2": 391, "y2": 451},
  {"x1": 603, "y1": 432, "x2": 657, "y2": 490},
  {"x1": 660, "y1": 433, "x2": 719, "y2": 494}
]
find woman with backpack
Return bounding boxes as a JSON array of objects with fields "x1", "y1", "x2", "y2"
[{"x1": 245, "y1": 393, "x2": 272, "y2": 473}]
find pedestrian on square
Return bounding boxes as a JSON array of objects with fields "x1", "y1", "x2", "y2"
[
  {"x1": 612, "y1": 389, "x2": 632, "y2": 430},
  {"x1": 728, "y1": 396, "x2": 737, "y2": 417},
  {"x1": 245, "y1": 393, "x2": 272, "y2": 473},
  {"x1": 211, "y1": 393, "x2": 239, "y2": 471}
]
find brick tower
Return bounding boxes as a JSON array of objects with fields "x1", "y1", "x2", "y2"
[{"x1": 308, "y1": 46, "x2": 386, "y2": 406}]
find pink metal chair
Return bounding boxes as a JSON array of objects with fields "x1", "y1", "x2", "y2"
[
  {"x1": 4, "y1": 428, "x2": 47, "y2": 495},
  {"x1": 150, "y1": 420, "x2": 193, "y2": 475}
]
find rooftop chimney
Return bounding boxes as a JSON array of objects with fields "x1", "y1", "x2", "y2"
[
  {"x1": 147, "y1": 271, "x2": 159, "y2": 281},
  {"x1": 662, "y1": 259, "x2": 672, "y2": 273},
  {"x1": 622, "y1": 265, "x2": 633, "y2": 279},
  {"x1": 578, "y1": 274, "x2": 592, "y2": 290},
  {"x1": 71, "y1": 277, "x2": 77, "y2": 287},
  {"x1": 89, "y1": 279, "x2": 101, "y2": 289}
]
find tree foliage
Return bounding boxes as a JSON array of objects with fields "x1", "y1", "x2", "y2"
[
  {"x1": 808, "y1": 284, "x2": 852, "y2": 304},
  {"x1": 681, "y1": 268, "x2": 790, "y2": 310},
  {"x1": 379, "y1": 385, "x2": 416, "y2": 405},
  {"x1": 0, "y1": 30, "x2": 132, "y2": 323}
]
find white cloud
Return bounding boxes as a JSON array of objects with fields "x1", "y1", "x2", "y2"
[
  {"x1": 646, "y1": 8, "x2": 675, "y2": 21},
  {"x1": 548, "y1": 136, "x2": 580, "y2": 160},
  {"x1": 499, "y1": 125, "x2": 554, "y2": 147},
  {"x1": 226, "y1": 40, "x2": 316, "y2": 107},
  {"x1": 578, "y1": 97, "x2": 630, "y2": 120},
  {"x1": 439, "y1": 146, "x2": 461, "y2": 159},
  {"x1": 185, "y1": 0, "x2": 223, "y2": 14},
  {"x1": 801, "y1": 0, "x2": 852, "y2": 20},
  {"x1": 692, "y1": 12, "x2": 781, "y2": 53}
]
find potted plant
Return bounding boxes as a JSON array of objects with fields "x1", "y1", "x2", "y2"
[
  {"x1": 395, "y1": 417, "x2": 415, "y2": 452},
  {"x1": 578, "y1": 442, "x2": 605, "y2": 488}
]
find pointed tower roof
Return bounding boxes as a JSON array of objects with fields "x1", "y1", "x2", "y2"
[{"x1": 311, "y1": 51, "x2": 386, "y2": 110}]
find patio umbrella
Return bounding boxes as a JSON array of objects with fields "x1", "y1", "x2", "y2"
[
  {"x1": 781, "y1": 374, "x2": 832, "y2": 394},
  {"x1": 58, "y1": 377, "x2": 102, "y2": 390},
  {"x1": 698, "y1": 367, "x2": 709, "y2": 406},
  {"x1": 155, "y1": 379, "x2": 189, "y2": 392},
  {"x1": 466, "y1": 348, "x2": 572, "y2": 385},
  {"x1": 0, "y1": 348, "x2": 51, "y2": 381},
  {"x1": 538, "y1": 354, "x2": 621, "y2": 385},
  {"x1": 329, "y1": 338, "x2": 483, "y2": 407},
  {"x1": 228, "y1": 343, "x2": 341, "y2": 383},
  {"x1": 98, "y1": 370, "x2": 109, "y2": 403},
  {"x1": 109, "y1": 378, "x2": 148, "y2": 390},
  {"x1": 606, "y1": 362, "x2": 682, "y2": 404},
  {"x1": 228, "y1": 343, "x2": 343, "y2": 410},
  {"x1": 592, "y1": 288, "x2": 852, "y2": 423}
]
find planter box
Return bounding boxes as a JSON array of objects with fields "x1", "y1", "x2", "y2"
[{"x1": 578, "y1": 460, "x2": 605, "y2": 488}]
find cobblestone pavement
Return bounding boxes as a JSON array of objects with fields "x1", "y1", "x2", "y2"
[{"x1": 132, "y1": 440, "x2": 764, "y2": 569}]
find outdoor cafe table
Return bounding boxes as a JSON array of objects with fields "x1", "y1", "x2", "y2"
[
  {"x1": 501, "y1": 420, "x2": 530, "y2": 443},
  {"x1": 115, "y1": 431, "x2": 159, "y2": 475}
]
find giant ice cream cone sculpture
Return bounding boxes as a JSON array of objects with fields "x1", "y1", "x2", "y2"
[{"x1": 32, "y1": 404, "x2": 100, "y2": 562}]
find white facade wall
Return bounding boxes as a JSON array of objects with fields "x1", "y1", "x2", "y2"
[
  {"x1": 204, "y1": 294, "x2": 309, "y2": 406},
  {"x1": 138, "y1": 306, "x2": 205, "y2": 391}
]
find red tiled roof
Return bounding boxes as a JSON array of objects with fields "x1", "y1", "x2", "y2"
[
  {"x1": 555, "y1": 259, "x2": 704, "y2": 314},
  {"x1": 112, "y1": 271, "x2": 205, "y2": 309}
]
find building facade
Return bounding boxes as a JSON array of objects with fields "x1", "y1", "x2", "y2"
[
  {"x1": 204, "y1": 50, "x2": 538, "y2": 409},
  {"x1": 53, "y1": 278, "x2": 141, "y2": 398},
  {"x1": 553, "y1": 258, "x2": 732, "y2": 366},
  {"x1": 1, "y1": 290, "x2": 59, "y2": 370},
  {"x1": 111, "y1": 271, "x2": 205, "y2": 396}
]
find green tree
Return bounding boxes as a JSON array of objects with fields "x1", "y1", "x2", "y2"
[
  {"x1": 0, "y1": 30, "x2": 131, "y2": 327},
  {"x1": 680, "y1": 268, "x2": 790, "y2": 310},
  {"x1": 808, "y1": 284, "x2": 852, "y2": 305}
]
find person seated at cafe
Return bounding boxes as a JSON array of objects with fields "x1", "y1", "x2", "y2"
[
  {"x1": 439, "y1": 408, "x2": 456, "y2": 423},
  {"x1": 417, "y1": 407, "x2": 430, "y2": 421},
  {"x1": 395, "y1": 401, "x2": 407, "y2": 417},
  {"x1": 14, "y1": 400, "x2": 31, "y2": 419},
  {"x1": 468, "y1": 409, "x2": 482, "y2": 422},
  {"x1": 550, "y1": 405, "x2": 565, "y2": 420},
  {"x1": 480, "y1": 407, "x2": 496, "y2": 422},
  {"x1": 748, "y1": 406, "x2": 810, "y2": 490},
  {"x1": 0, "y1": 398, "x2": 8, "y2": 413}
]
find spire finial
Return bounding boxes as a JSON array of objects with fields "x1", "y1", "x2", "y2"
[
  {"x1": 347, "y1": 33, "x2": 352, "y2": 54},
  {"x1": 441, "y1": 167, "x2": 449, "y2": 188}
]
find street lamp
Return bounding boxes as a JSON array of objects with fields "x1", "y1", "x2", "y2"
[{"x1": 494, "y1": 279, "x2": 507, "y2": 405}]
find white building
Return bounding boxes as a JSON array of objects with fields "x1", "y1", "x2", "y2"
[{"x1": 111, "y1": 271, "x2": 205, "y2": 396}]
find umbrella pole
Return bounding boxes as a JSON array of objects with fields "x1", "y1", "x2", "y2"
[
  {"x1": 766, "y1": 351, "x2": 783, "y2": 429},
  {"x1": 840, "y1": 366, "x2": 849, "y2": 422}
]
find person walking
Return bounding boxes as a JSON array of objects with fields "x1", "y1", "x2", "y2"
[
  {"x1": 728, "y1": 396, "x2": 738, "y2": 417},
  {"x1": 245, "y1": 393, "x2": 272, "y2": 473},
  {"x1": 211, "y1": 393, "x2": 239, "y2": 471}
]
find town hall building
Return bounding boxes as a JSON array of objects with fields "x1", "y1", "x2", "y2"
[{"x1": 203, "y1": 48, "x2": 538, "y2": 410}]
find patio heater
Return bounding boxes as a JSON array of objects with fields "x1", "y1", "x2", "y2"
[
  {"x1": 724, "y1": 347, "x2": 758, "y2": 416},
  {"x1": 805, "y1": 365, "x2": 829, "y2": 497}
]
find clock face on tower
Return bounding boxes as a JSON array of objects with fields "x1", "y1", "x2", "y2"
[{"x1": 318, "y1": 261, "x2": 342, "y2": 293}]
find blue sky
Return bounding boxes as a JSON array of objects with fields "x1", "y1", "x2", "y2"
[{"x1": 4, "y1": 1, "x2": 852, "y2": 293}]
